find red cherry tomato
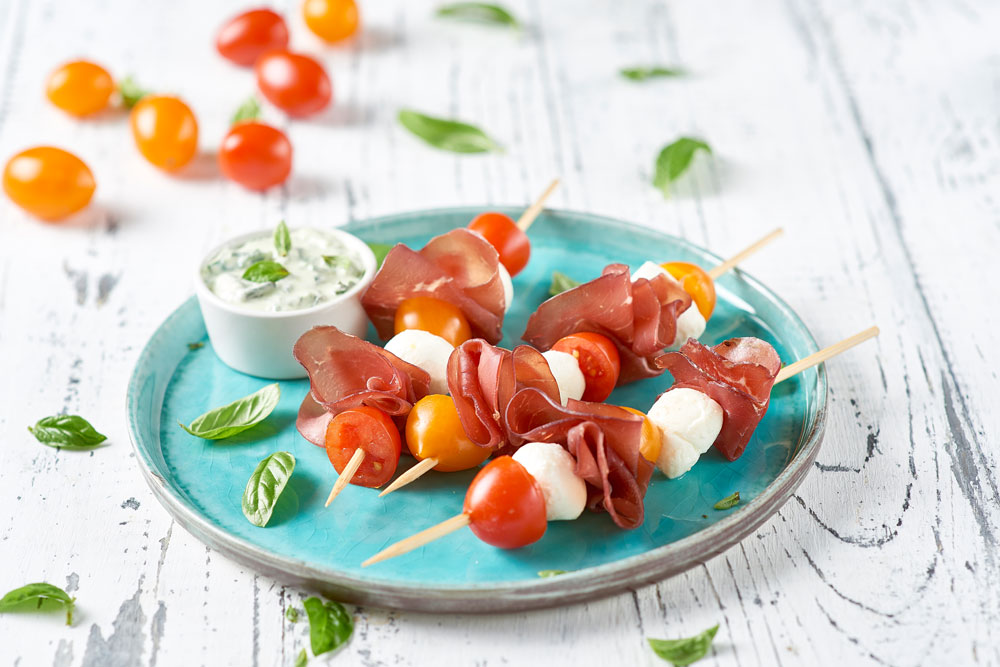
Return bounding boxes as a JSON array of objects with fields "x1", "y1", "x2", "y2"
[
  {"x1": 325, "y1": 406, "x2": 401, "y2": 488},
  {"x1": 255, "y1": 50, "x2": 332, "y2": 117},
  {"x1": 551, "y1": 332, "x2": 621, "y2": 402},
  {"x1": 303, "y1": 0, "x2": 360, "y2": 43},
  {"x1": 130, "y1": 96, "x2": 199, "y2": 171},
  {"x1": 3, "y1": 147, "x2": 95, "y2": 221},
  {"x1": 216, "y1": 8, "x2": 289, "y2": 66},
  {"x1": 463, "y1": 456, "x2": 547, "y2": 549},
  {"x1": 394, "y1": 296, "x2": 471, "y2": 347},
  {"x1": 467, "y1": 212, "x2": 531, "y2": 277},
  {"x1": 45, "y1": 61, "x2": 114, "y2": 117},
  {"x1": 218, "y1": 122, "x2": 292, "y2": 191}
]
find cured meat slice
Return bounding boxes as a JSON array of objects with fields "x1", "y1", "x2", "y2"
[
  {"x1": 505, "y1": 389, "x2": 653, "y2": 529},
  {"x1": 360, "y1": 229, "x2": 507, "y2": 344},
  {"x1": 521, "y1": 264, "x2": 692, "y2": 383},
  {"x1": 293, "y1": 326, "x2": 431, "y2": 445},
  {"x1": 655, "y1": 337, "x2": 780, "y2": 461}
]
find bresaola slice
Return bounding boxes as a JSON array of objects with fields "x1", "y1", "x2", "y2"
[
  {"x1": 293, "y1": 326, "x2": 431, "y2": 446},
  {"x1": 521, "y1": 263, "x2": 692, "y2": 383},
  {"x1": 506, "y1": 390, "x2": 653, "y2": 529},
  {"x1": 361, "y1": 229, "x2": 507, "y2": 344},
  {"x1": 655, "y1": 337, "x2": 781, "y2": 461}
]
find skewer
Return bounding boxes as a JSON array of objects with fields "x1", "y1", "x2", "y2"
[
  {"x1": 378, "y1": 457, "x2": 439, "y2": 497},
  {"x1": 362, "y1": 512, "x2": 471, "y2": 567},
  {"x1": 775, "y1": 326, "x2": 879, "y2": 384},
  {"x1": 707, "y1": 228, "x2": 784, "y2": 280},
  {"x1": 516, "y1": 178, "x2": 560, "y2": 232},
  {"x1": 325, "y1": 447, "x2": 366, "y2": 506}
]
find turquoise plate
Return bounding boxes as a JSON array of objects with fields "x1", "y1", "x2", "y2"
[{"x1": 127, "y1": 208, "x2": 827, "y2": 612}]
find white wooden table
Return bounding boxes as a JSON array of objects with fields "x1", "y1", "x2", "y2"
[{"x1": 1, "y1": 0, "x2": 997, "y2": 664}]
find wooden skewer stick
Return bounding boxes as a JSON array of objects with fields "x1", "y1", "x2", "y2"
[
  {"x1": 516, "y1": 178, "x2": 561, "y2": 232},
  {"x1": 707, "y1": 228, "x2": 784, "y2": 280},
  {"x1": 378, "y1": 457, "x2": 439, "y2": 497},
  {"x1": 362, "y1": 512, "x2": 471, "y2": 567},
  {"x1": 774, "y1": 326, "x2": 880, "y2": 385},
  {"x1": 325, "y1": 447, "x2": 366, "y2": 507}
]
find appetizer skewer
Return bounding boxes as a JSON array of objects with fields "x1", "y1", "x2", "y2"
[{"x1": 361, "y1": 327, "x2": 878, "y2": 566}]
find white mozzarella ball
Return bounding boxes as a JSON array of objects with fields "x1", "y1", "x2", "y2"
[
  {"x1": 630, "y1": 261, "x2": 706, "y2": 348},
  {"x1": 384, "y1": 329, "x2": 454, "y2": 395},
  {"x1": 630, "y1": 260, "x2": 670, "y2": 283},
  {"x1": 498, "y1": 262, "x2": 514, "y2": 313},
  {"x1": 512, "y1": 442, "x2": 587, "y2": 521},
  {"x1": 541, "y1": 350, "x2": 586, "y2": 405},
  {"x1": 647, "y1": 388, "x2": 724, "y2": 479}
]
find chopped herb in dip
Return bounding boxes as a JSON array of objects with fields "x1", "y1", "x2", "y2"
[{"x1": 202, "y1": 227, "x2": 365, "y2": 312}]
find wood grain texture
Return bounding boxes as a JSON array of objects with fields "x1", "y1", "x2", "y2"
[{"x1": 0, "y1": 0, "x2": 997, "y2": 665}]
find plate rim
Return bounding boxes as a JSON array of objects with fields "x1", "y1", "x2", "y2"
[{"x1": 126, "y1": 206, "x2": 828, "y2": 613}]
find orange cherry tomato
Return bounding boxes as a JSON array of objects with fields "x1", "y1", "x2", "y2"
[
  {"x1": 464, "y1": 456, "x2": 547, "y2": 549},
  {"x1": 216, "y1": 8, "x2": 289, "y2": 66},
  {"x1": 130, "y1": 96, "x2": 199, "y2": 171},
  {"x1": 551, "y1": 332, "x2": 621, "y2": 402},
  {"x1": 218, "y1": 122, "x2": 292, "y2": 191},
  {"x1": 303, "y1": 0, "x2": 360, "y2": 43},
  {"x1": 325, "y1": 406, "x2": 401, "y2": 488},
  {"x1": 406, "y1": 395, "x2": 492, "y2": 472},
  {"x1": 45, "y1": 61, "x2": 113, "y2": 117},
  {"x1": 467, "y1": 212, "x2": 531, "y2": 277},
  {"x1": 3, "y1": 147, "x2": 95, "y2": 221},
  {"x1": 394, "y1": 296, "x2": 472, "y2": 347},
  {"x1": 661, "y1": 261, "x2": 716, "y2": 320},
  {"x1": 621, "y1": 407, "x2": 662, "y2": 464},
  {"x1": 255, "y1": 50, "x2": 332, "y2": 117}
]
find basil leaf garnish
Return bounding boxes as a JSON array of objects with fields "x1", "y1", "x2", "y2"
[
  {"x1": 303, "y1": 596, "x2": 353, "y2": 657},
  {"x1": 28, "y1": 415, "x2": 107, "y2": 450},
  {"x1": 398, "y1": 109, "x2": 502, "y2": 154},
  {"x1": 118, "y1": 75, "x2": 150, "y2": 109},
  {"x1": 286, "y1": 607, "x2": 299, "y2": 623},
  {"x1": 713, "y1": 491, "x2": 740, "y2": 510},
  {"x1": 621, "y1": 66, "x2": 684, "y2": 81},
  {"x1": 436, "y1": 3, "x2": 520, "y2": 28},
  {"x1": 537, "y1": 569, "x2": 568, "y2": 578},
  {"x1": 179, "y1": 383, "x2": 280, "y2": 440},
  {"x1": 242, "y1": 451, "x2": 296, "y2": 527},
  {"x1": 243, "y1": 260, "x2": 290, "y2": 283},
  {"x1": 294, "y1": 648, "x2": 308, "y2": 667},
  {"x1": 0, "y1": 583, "x2": 76, "y2": 626},
  {"x1": 367, "y1": 242, "x2": 392, "y2": 268},
  {"x1": 548, "y1": 271, "x2": 581, "y2": 297},
  {"x1": 648, "y1": 625, "x2": 718, "y2": 665},
  {"x1": 274, "y1": 221, "x2": 291, "y2": 257},
  {"x1": 653, "y1": 137, "x2": 711, "y2": 197},
  {"x1": 232, "y1": 96, "x2": 262, "y2": 125}
]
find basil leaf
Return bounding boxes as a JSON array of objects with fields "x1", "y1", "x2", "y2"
[
  {"x1": 187, "y1": 341, "x2": 205, "y2": 351},
  {"x1": 28, "y1": 415, "x2": 107, "y2": 450},
  {"x1": 242, "y1": 260, "x2": 290, "y2": 283},
  {"x1": 436, "y1": 2, "x2": 519, "y2": 28},
  {"x1": 648, "y1": 625, "x2": 719, "y2": 666},
  {"x1": 398, "y1": 109, "x2": 501, "y2": 154},
  {"x1": 653, "y1": 137, "x2": 712, "y2": 197},
  {"x1": 274, "y1": 221, "x2": 291, "y2": 257},
  {"x1": 294, "y1": 649, "x2": 308, "y2": 667},
  {"x1": 303, "y1": 596, "x2": 353, "y2": 657},
  {"x1": 232, "y1": 96, "x2": 262, "y2": 125},
  {"x1": 537, "y1": 569, "x2": 568, "y2": 578},
  {"x1": 367, "y1": 242, "x2": 392, "y2": 268},
  {"x1": 179, "y1": 383, "x2": 280, "y2": 440},
  {"x1": 549, "y1": 271, "x2": 581, "y2": 297},
  {"x1": 286, "y1": 607, "x2": 299, "y2": 623},
  {"x1": 118, "y1": 75, "x2": 150, "y2": 109},
  {"x1": 0, "y1": 583, "x2": 76, "y2": 626},
  {"x1": 621, "y1": 66, "x2": 684, "y2": 81},
  {"x1": 242, "y1": 451, "x2": 296, "y2": 527},
  {"x1": 713, "y1": 491, "x2": 740, "y2": 510}
]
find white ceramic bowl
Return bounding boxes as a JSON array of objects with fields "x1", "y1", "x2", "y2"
[{"x1": 195, "y1": 227, "x2": 377, "y2": 379}]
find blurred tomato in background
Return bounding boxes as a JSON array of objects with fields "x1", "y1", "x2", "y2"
[
  {"x1": 255, "y1": 50, "x2": 332, "y2": 117},
  {"x1": 3, "y1": 147, "x2": 95, "y2": 221},
  {"x1": 215, "y1": 8, "x2": 289, "y2": 66},
  {"x1": 303, "y1": 0, "x2": 360, "y2": 43},
  {"x1": 46, "y1": 61, "x2": 114, "y2": 117},
  {"x1": 130, "y1": 96, "x2": 199, "y2": 171}
]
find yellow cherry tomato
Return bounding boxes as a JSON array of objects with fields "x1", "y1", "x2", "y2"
[
  {"x1": 46, "y1": 61, "x2": 114, "y2": 117},
  {"x1": 406, "y1": 395, "x2": 492, "y2": 472},
  {"x1": 3, "y1": 147, "x2": 95, "y2": 221},
  {"x1": 661, "y1": 261, "x2": 716, "y2": 320},
  {"x1": 129, "y1": 95, "x2": 199, "y2": 171},
  {"x1": 303, "y1": 0, "x2": 360, "y2": 43},
  {"x1": 394, "y1": 296, "x2": 472, "y2": 347},
  {"x1": 621, "y1": 406, "x2": 662, "y2": 464}
]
